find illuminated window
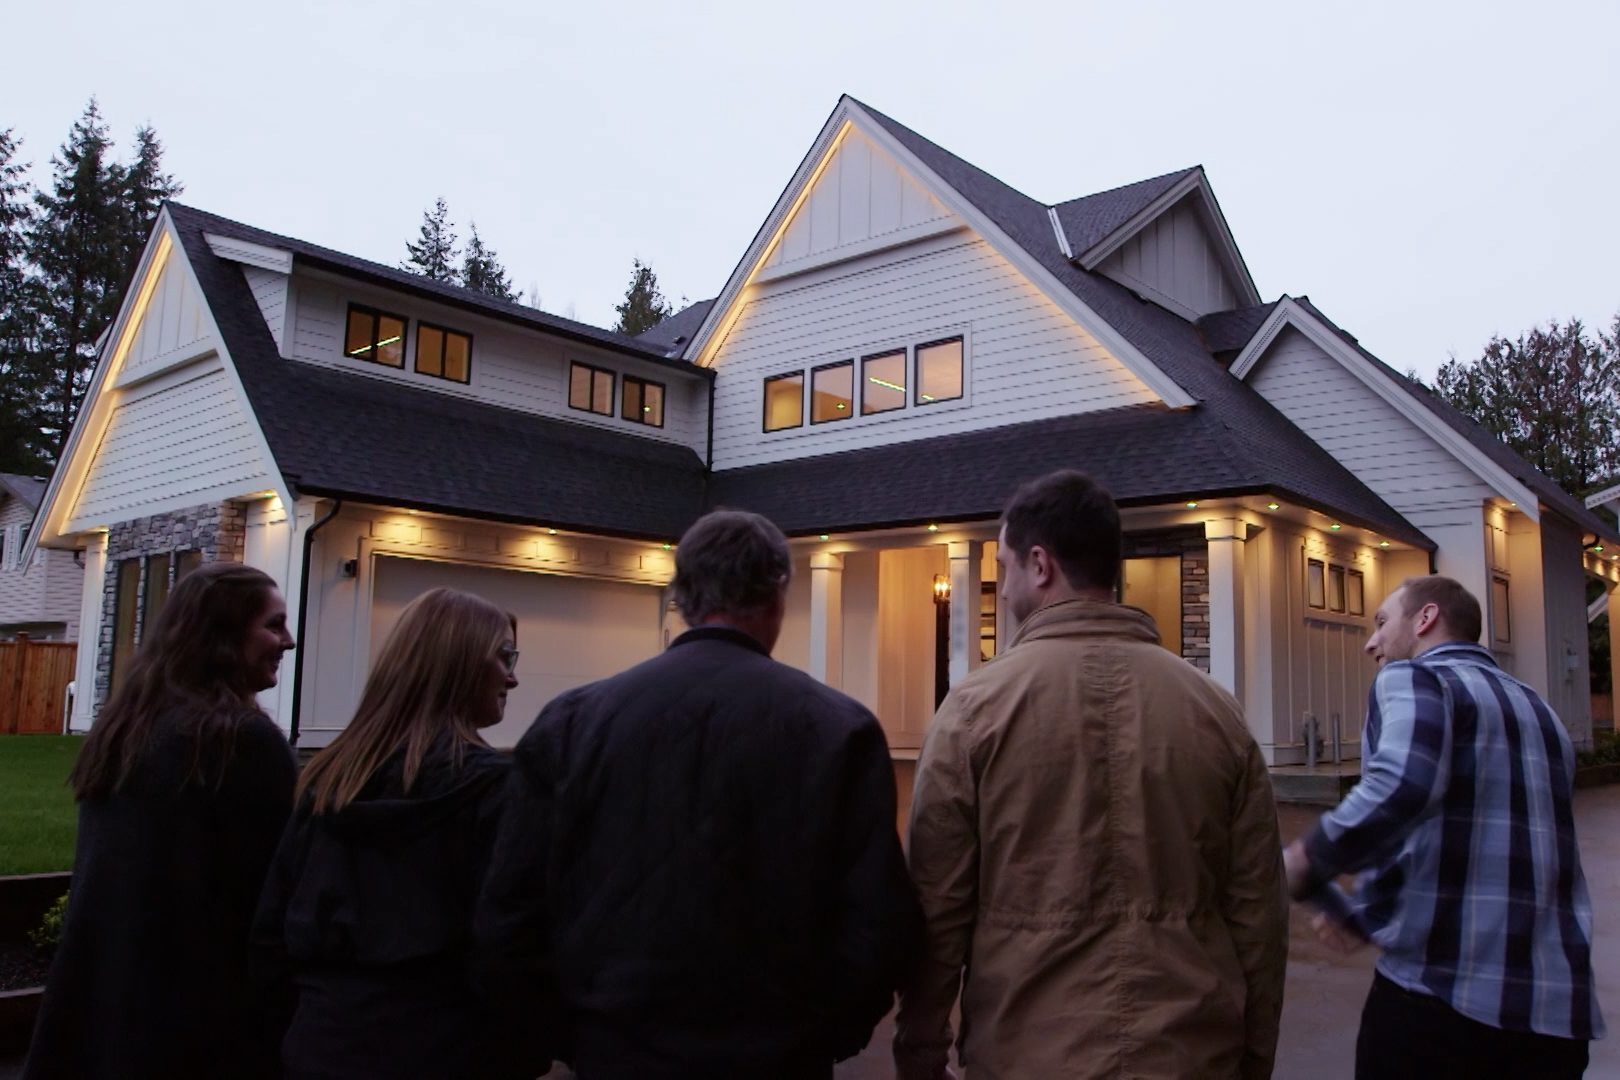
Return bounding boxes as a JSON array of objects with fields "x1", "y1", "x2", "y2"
[
  {"x1": 763, "y1": 372, "x2": 804, "y2": 432},
  {"x1": 1492, "y1": 576, "x2": 1511, "y2": 644},
  {"x1": 915, "y1": 336, "x2": 964, "y2": 405},
  {"x1": 416, "y1": 323, "x2": 472, "y2": 383},
  {"x1": 861, "y1": 350, "x2": 906, "y2": 415},
  {"x1": 622, "y1": 375, "x2": 665, "y2": 427},
  {"x1": 1306, "y1": 558, "x2": 1326, "y2": 609},
  {"x1": 811, "y1": 361, "x2": 854, "y2": 423},
  {"x1": 1328, "y1": 565, "x2": 1346, "y2": 613},
  {"x1": 344, "y1": 304, "x2": 406, "y2": 368},
  {"x1": 568, "y1": 362, "x2": 614, "y2": 416}
]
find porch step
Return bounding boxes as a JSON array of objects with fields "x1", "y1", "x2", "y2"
[{"x1": 1269, "y1": 764, "x2": 1360, "y2": 807}]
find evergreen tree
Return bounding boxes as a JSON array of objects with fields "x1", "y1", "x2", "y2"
[
  {"x1": 116, "y1": 124, "x2": 181, "y2": 278},
  {"x1": 460, "y1": 223, "x2": 516, "y2": 301},
  {"x1": 27, "y1": 99, "x2": 127, "y2": 456},
  {"x1": 0, "y1": 129, "x2": 51, "y2": 473},
  {"x1": 1433, "y1": 316, "x2": 1620, "y2": 496},
  {"x1": 612, "y1": 257, "x2": 672, "y2": 335},
  {"x1": 403, "y1": 197, "x2": 458, "y2": 281}
]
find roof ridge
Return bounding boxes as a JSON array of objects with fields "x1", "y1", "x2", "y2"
[
  {"x1": 1053, "y1": 166, "x2": 1201, "y2": 210},
  {"x1": 849, "y1": 99, "x2": 1048, "y2": 211}
]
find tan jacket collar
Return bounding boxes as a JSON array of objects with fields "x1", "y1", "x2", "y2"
[{"x1": 1008, "y1": 599, "x2": 1162, "y2": 650}]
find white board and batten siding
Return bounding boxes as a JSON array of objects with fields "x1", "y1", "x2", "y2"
[
  {"x1": 116, "y1": 250, "x2": 211, "y2": 384},
  {"x1": 1095, "y1": 196, "x2": 1243, "y2": 319},
  {"x1": 67, "y1": 361, "x2": 274, "y2": 532},
  {"x1": 710, "y1": 229, "x2": 1160, "y2": 471},
  {"x1": 286, "y1": 274, "x2": 706, "y2": 455},
  {"x1": 242, "y1": 266, "x2": 290, "y2": 353}
]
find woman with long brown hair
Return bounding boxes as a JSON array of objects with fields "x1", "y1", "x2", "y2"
[
  {"x1": 26, "y1": 562, "x2": 298, "y2": 1080},
  {"x1": 253, "y1": 586, "x2": 539, "y2": 1079}
]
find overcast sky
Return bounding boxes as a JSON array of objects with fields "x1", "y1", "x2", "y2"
[{"x1": 9, "y1": 0, "x2": 1617, "y2": 379}]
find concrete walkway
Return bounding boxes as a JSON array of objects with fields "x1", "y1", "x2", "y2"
[{"x1": 836, "y1": 785, "x2": 1620, "y2": 1079}]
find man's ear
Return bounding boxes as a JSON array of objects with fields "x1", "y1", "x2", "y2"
[
  {"x1": 1413, "y1": 601, "x2": 1442, "y2": 638},
  {"x1": 1028, "y1": 544, "x2": 1056, "y2": 589}
]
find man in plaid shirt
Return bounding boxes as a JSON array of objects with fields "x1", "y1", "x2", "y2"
[{"x1": 1283, "y1": 575, "x2": 1603, "y2": 1079}]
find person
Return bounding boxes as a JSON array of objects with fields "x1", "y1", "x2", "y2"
[
  {"x1": 253, "y1": 587, "x2": 540, "y2": 1080},
  {"x1": 1283, "y1": 575, "x2": 1604, "y2": 1078},
  {"x1": 25, "y1": 562, "x2": 298, "y2": 1080},
  {"x1": 476, "y1": 509, "x2": 922, "y2": 1079},
  {"x1": 894, "y1": 470, "x2": 1288, "y2": 1080}
]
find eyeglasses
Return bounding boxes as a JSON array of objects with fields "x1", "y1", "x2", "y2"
[{"x1": 496, "y1": 645, "x2": 520, "y2": 674}]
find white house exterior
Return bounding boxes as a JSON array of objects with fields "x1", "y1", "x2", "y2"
[
  {"x1": 0, "y1": 473, "x2": 82, "y2": 641},
  {"x1": 25, "y1": 96, "x2": 1618, "y2": 772}
]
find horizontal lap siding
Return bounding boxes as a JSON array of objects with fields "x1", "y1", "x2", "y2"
[
  {"x1": 711, "y1": 233, "x2": 1157, "y2": 470},
  {"x1": 289, "y1": 277, "x2": 704, "y2": 454},
  {"x1": 72, "y1": 365, "x2": 272, "y2": 525},
  {"x1": 243, "y1": 266, "x2": 289, "y2": 352},
  {"x1": 1248, "y1": 327, "x2": 1493, "y2": 513},
  {"x1": 0, "y1": 499, "x2": 47, "y2": 625}
]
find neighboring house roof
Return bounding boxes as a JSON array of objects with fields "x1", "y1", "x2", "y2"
[
  {"x1": 710, "y1": 400, "x2": 1433, "y2": 549},
  {"x1": 0, "y1": 473, "x2": 46, "y2": 510},
  {"x1": 168, "y1": 203, "x2": 703, "y2": 375},
  {"x1": 167, "y1": 204, "x2": 708, "y2": 541},
  {"x1": 1051, "y1": 168, "x2": 1200, "y2": 258},
  {"x1": 635, "y1": 299, "x2": 715, "y2": 355},
  {"x1": 1291, "y1": 297, "x2": 1616, "y2": 542}
]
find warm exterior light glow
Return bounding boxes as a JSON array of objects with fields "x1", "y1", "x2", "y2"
[
  {"x1": 932, "y1": 574, "x2": 951, "y2": 602},
  {"x1": 1329, "y1": 523, "x2": 1342, "y2": 531},
  {"x1": 927, "y1": 523, "x2": 939, "y2": 533},
  {"x1": 1266, "y1": 502, "x2": 1280, "y2": 510},
  {"x1": 819, "y1": 533, "x2": 830, "y2": 541},
  {"x1": 1379, "y1": 541, "x2": 1390, "y2": 548},
  {"x1": 1598, "y1": 545, "x2": 1606, "y2": 553},
  {"x1": 1186, "y1": 501, "x2": 1198, "y2": 509},
  {"x1": 661, "y1": 543, "x2": 672, "y2": 551},
  {"x1": 547, "y1": 528, "x2": 557, "y2": 535}
]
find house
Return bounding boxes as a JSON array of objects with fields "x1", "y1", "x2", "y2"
[
  {"x1": 0, "y1": 473, "x2": 82, "y2": 641},
  {"x1": 24, "y1": 96, "x2": 1619, "y2": 770}
]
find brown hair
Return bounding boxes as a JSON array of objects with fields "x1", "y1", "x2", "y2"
[
  {"x1": 1398, "y1": 575, "x2": 1483, "y2": 643},
  {"x1": 1001, "y1": 470, "x2": 1122, "y2": 591},
  {"x1": 671, "y1": 510, "x2": 791, "y2": 625},
  {"x1": 297, "y1": 587, "x2": 515, "y2": 815},
  {"x1": 71, "y1": 562, "x2": 280, "y2": 799}
]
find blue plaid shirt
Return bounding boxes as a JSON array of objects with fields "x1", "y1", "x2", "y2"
[{"x1": 1303, "y1": 642, "x2": 1604, "y2": 1041}]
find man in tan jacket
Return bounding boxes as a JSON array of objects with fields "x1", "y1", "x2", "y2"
[{"x1": 894, "y1": 470, "x2": 1288, "y2": 1079}]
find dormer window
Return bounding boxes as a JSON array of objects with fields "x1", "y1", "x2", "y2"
[
  {"x1": 344, "y1": 304, "x2": 407, "y2": 368},
  {"x1": 416, "y1": 322, "x2": 472, "y2": 383},
  {"x1": 622, "y1": 375, "x2": 665, "y2": 427},
  {"x1": 569, "y1": 362, "x2": 615, "y2": 416}
]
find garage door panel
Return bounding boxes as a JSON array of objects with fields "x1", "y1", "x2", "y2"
[{"x1": 371, "y1": 557, "x2": 664, "y2": 747}]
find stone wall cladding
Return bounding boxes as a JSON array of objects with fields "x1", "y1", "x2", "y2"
[
  {"x1": 1124, "y1": 529, "x2": 1210, "y2": 673},
  {"x1": 94, "y1": 502, "x2": 248, "y2": 711}
]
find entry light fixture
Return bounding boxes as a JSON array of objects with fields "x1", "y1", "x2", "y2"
[
  {"x1": 927, "y1": 523, "x2": 939, "y2": 533},
  {"x1": 1379, "y1": 541, "x2": 1390, "y2": 548},
  {"x1": 1186, "y1": 501, "x2": 1199, "y2": 509},
  {"x1": 547, "y1": 528, "x2": 558, "y2": 535},
  {"x1": 1329, "y1": 523, "x2": 1342, "y2": 531},
  {"x1": 819, "y1": 533, "x2": 830, "y2": 541},
  {"x1": 661, "y1": 543, "x2": 673, "y2": 551},
  {"x1": 932, "y1": 574, "x2": 951, "y2": 603},
  {"x1": 1266, "y1": 502, "x2": 1280, "y2": 511}
]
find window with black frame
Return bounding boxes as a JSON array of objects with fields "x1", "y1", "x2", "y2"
[
  {"x1": 622, "y1": 375, "x2": 665, "y2": 427},
  {"x1": 344, "y1": 305, "x2": 407, "y2": 368},
  {"x1": 569, "y1": 362, "x2": 615, "y2": 416},
  {"x1": 416, "y1": 323, "x2": 472, "y2": 383}
]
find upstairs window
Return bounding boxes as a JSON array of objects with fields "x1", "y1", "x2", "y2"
[
  {"x1": 569, "y1": 362, "x2": 614, "y2": 416},
  {"x1": 811, "y1": 361, "x2": 854, "y2": 423},
  {"x1": 861, "y1": 350, "x2": 906, "y2": 415},
  {"x1": 763, "y1": 372, "x2": 804, "y2": 432},
  {"x1": 416, "y1": 323, "x2": 472, "y2": 383},
  {"x1": 622, "y1": 375, "x2": 665, "y2": 427},
  {"x1": 344, "y1": 304, "x2": 407, "y2": 368},
  {"x1": 915, "y1": 336, "x2": 964, "y2": 405}
]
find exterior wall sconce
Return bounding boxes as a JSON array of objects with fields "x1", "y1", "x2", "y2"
[{"x1": 933, "y1": 574, "x2": 952, "y2": 603}]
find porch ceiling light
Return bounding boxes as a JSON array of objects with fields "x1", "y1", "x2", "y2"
[
  {"x1": 1266, "y1": 502, "x2": 1280, "y2": 511},
  {"x1": 1379, "y1": 541, "x2": 1390, "y2": 548},
  {"x1": 927, "y1": 524, "x2": 939, "y2": 533},
  {"x1": 547, "y1": 528, "x2": 558, "y2": 535},
  {"x1": 1329, "y1": 523, "x2": 1342, "y2": 531},
  {"x1": 661, "y1": 543, "x2": 673, "y2": 551},
  {"x1": 932, "y1": 574, "x2": 951, "y2": 603},
  {"x1": 819, "y1": 533, "x2": 830, "y2": 541},
  {"x1": 1186, "y1": 501, "x2": 1199, "y2": 509},
  {"x1": 1598, "y1": 545, "x2": 1606, "y2": 553}
]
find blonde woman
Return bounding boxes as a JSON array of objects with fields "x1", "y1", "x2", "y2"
[{"x1": 253, "y1": 587, "x2": 539, "y2": 1080}]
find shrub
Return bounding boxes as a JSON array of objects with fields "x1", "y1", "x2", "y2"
[
  {"x1": 28, "y1": 893, "x2": 68, "y2": 950},
  {"x1": 1577, "y1": 730, "x2": 1620, "y2": 769}
]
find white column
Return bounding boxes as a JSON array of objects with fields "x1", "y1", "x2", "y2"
[
  {"x1": 1205, "y1": 519, "x2": 1247, "y2": 698},
  {"x1": 71, "y1": 533, "x2": 109, "y2": 732},
  {"x1": 808, "y1": 551, "x2": 844, "y2": 688},
  {"x1": 1241, "y1": 526, "x2": 1279, "y2": 756},
  {"x1": 244, "y1": 496, "x2": 295, "y2": 727},
  {"x1": 1607, "y1": 586, "x2": 1620, "y2": 726},
  {"x1": 948, "y1": 540, "x2": 983, "y2": 686}
]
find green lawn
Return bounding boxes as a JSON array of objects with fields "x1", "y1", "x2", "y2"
[{"x1": 0, "y1": 736, "x2": 82, "y2": 875}]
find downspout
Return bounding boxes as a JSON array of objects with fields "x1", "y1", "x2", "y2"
[
  {"x1": 704, "y1": 372, "x2": 715, "y2": 471},
  {"x1": 289, "y1": 498, "x2": 342, "y2": 747}
]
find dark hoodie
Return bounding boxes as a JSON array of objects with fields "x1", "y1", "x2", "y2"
[{"x1": 253, "y1": 738, "x2": 537, "y2": 1080}]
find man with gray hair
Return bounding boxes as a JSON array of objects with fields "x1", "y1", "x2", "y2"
[{"x1": 478, "y1": 509, "x2": 921, "y2": 1079}]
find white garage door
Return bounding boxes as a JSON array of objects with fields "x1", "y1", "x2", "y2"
[{"x1": 370, "y1": 556, "x2": 665, "y2": 746}]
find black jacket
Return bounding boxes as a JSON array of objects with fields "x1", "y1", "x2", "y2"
[
  {"x1": 252, "y1": 739, "x2": 533, "y2": 1080},
  {"x1": 476, "y1": 626, "x2": 922, "y2": 1079},
  {"x1": 25, "y1": 707, "x2": 296, "y2": 1080}
]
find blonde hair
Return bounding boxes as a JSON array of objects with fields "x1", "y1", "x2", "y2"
[{"x1": 298, "y1": 587, "x2": 516, "y2": 814}]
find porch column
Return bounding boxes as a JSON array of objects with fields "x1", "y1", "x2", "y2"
[
  {"x1": 1608, "y1": 586, "x2": 1620, "y2": 726},
  {"x1": 1205, "y1": 518, "x2": 1246, "y2": 699},
  {"x1": 808, "y1": 552, "x2": 843, "y2": 688},
  {"x1": 948, "y1": 540, "x2": 983, "y2": 686},
  {"x1": 71, "y1": 532, "x2": 109, "y2": 732}
]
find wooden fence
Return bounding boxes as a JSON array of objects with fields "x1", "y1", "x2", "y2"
[{"x1": 0, "y1": 636, "x2": 76, "y2": 735}]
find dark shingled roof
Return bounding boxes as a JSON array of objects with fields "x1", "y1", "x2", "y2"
[
  {"x1": 1197, "y1": 302, "x2": 1279, "y2": 361},
  {"x1": 0, "y1": 473, "x2": 46, "y2": 510},
  {"x1": 168, "y1": 204, "x2": 707, "y2": 540},
  {"x1": 635, "y1": 299, "x2": 715, "y2": 355},
  {"x1": 1052, "y1": 168, "x2": 1200, "y2": 257},
  {"x1": 1292, "y1": 298, "x2": 1616, "y2": 541}
]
